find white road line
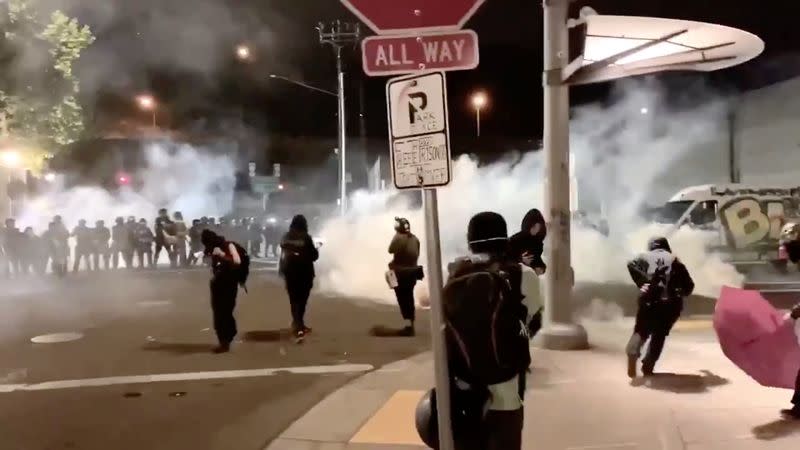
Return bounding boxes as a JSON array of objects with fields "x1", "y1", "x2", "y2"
[{"x1": 0, "y1": 363, "x2": 374, "y2": 393}]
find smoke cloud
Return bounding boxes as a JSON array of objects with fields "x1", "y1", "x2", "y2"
[
  {"x1": 315, "y1": 79, "x2": 745, "y2": 305},
  {"x1": 17, "y1": 140, "x2": 237, "y2": 231}
]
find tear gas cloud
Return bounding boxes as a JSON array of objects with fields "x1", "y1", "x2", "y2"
[
  {"x1": 316, "y1": 79, "x2": 746, "y2": 305},
  {"x1": 18, "y1": 141, "x2": 237, "y2": 231}
]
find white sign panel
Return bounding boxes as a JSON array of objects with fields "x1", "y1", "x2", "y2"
[{"x1": 386, "y1": 71, "x2": 451, "y2": 190}]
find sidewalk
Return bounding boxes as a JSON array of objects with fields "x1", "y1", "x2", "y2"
[{"x1": 265, "y1": 319, "x2": 800, "y2": 450}]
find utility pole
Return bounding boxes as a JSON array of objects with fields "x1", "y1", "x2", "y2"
[{"x1": 318, "y1": 20, "x2": 361, "y2": 216}]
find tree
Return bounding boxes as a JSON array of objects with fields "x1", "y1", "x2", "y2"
[{"x1": 0, "y1": 0, "x2": 95, "y2": 146}]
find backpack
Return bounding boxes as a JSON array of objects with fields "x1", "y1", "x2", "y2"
[
  {"x1": 228, "y1": 241, "x2": 251, "y2": 291},
  {"x1": 443, "y1": 259, "x2": 531, "y2": 387}
]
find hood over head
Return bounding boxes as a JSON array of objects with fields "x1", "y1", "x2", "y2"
[
  {"x1": 290, "y1": 215, "x2": 309, "y2": 233},
  {"x1": 521, "y1": 208, "x2": 546, "y2": 239}
]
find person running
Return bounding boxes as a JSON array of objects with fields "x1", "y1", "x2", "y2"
[
  {"x1": 201, "y1": 229, "x2": 244, "y2": 353},
  {"x1": 626, "y1": 237, "x2": 695, "y2": 378},
  {"x1": 279, "y1": 215, "x2": 319, "y2": 343}
]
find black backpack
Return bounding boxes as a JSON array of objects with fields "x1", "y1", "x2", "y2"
[
  {"x1": 443, "y1": 259, "x2": 531, "y2": 387},
  {"x1": 229, "y1": 241, "x2": 251, "y2": 291}
]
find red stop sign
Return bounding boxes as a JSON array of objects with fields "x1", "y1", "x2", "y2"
[{"x1": 341, "y1": 0, "x2": 486, "y2": 35}]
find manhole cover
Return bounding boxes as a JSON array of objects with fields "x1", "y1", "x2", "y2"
[{"x1": 31, "y1": 332, "x2": 84, "y2": 344}]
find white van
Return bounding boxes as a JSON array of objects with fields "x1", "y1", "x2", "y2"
[{"x1": 654, "y1": 184, "x2": 800, "y2": 265}]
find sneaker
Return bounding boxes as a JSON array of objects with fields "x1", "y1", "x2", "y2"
[
  {"x1": 781, "y1": 408, "x2": 800, "y2": 419},
  {"x1": 294, "y1": 330, "x2": 305, "y2": 344},
  {"x1": 627, "y1": 355, "x2": 637, "y2": 379},
  {"x1": 213, "y1": 343, "x2": 230, "y2": 354},
  {"x1": 302, "y1": 326, "x2": 312, "y2": 335},
  {"x1": 641, "y1": 363, "x2": 655, "y2": 377}
]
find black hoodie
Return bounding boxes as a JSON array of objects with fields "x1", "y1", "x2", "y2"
[
  {"x1": 509, "y1": 208, "x2": 547, "y2": 271},
  {"x1": 279, "y1": 215, "x2": 319, "y2": 279}
]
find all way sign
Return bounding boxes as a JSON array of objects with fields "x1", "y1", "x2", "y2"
[{"x1": 362, "y1": 30, "x2": 479, "y2": 76}]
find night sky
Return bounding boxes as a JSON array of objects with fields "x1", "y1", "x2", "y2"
[{"x1": 71, "y1": 1, "x2": 800, "y2": 145}]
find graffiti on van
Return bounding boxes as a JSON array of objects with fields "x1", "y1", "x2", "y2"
[
  {"x1": 712, "y1": 186, "x2": 800, "y2": 198},
  {"x1": 719, "y1": 196, "x2": 800, "y2": 249}
]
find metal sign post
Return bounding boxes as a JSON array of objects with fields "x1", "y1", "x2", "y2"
[{"x1": 386, "y1": 71, "x2": 453, "y2": 450}]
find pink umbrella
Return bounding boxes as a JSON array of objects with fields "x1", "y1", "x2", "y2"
[{"x1": 713, "y1": 286, "x2": 800, "y2": 389}]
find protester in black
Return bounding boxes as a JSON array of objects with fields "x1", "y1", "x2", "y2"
[
  {"x1": 626, "y1": 237, "x2": 695, "y2": 378},
  {"x1": 427, "y1": 211, "x2": 536, "y2": 450},
  {"x1": 201, "y1": 229, "x2": 243, "y2": 353},
  {"x1": 387, "y1": 217, "x2": 421, "y2": 336},
  {"x1": 508, "y1": 208, "x2": 547, "y2": 274},
  {"x1": 172, "y1": 211, "x2": 188, "y2": 267},
  {"x1": 279, "y1": 215, "x2": 319, "y2": 342}
]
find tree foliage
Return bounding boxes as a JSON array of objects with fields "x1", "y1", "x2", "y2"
[{"x1": 0, "y1": 0, "x2": 95, "y2": 146}]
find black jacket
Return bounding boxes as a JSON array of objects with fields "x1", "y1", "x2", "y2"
[
  {"x1": 280, "y1": 230, "x2": 319, "y2": 279},
  {"x1": 508, "y1": 208, "x2": 547, "y2": 271},
  {"x1": 627, "y1": 249, "x2": 695, "y2": 305}
]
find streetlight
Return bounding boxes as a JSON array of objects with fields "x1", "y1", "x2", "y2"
[
  {"x1": 640, "y1": 107, "x2": 649, "y2": 114},
  {"x1": 471, "y1": 91, "x2": 488, "y2": 137},
  {"x1": 235, "y1": 44, "x2": 252, "y2": 61},
  {"x1": 135, "y1": 94, "x2": 157, "y2": 128},
  {"x1": 0, "y1": 150, "x2": 20, "y2": 168}
]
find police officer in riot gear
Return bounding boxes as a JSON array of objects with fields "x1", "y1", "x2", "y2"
[
  {"x1": 93, "y1": 220, "x2": 111, "y2": 270},
  {"x1": 111, "y1": 217, "x2": 129, "y2": 269},
  {"x1": 72, "y1": 219, "x2": 94, "y2": 272}
]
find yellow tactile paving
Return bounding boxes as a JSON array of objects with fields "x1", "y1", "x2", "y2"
[
  {"x1": 672, "y1": 318, "x2": 713, "y2": 331},
  {"x1": 349, "y1": 390, "x2": 426, "y2": 446}
]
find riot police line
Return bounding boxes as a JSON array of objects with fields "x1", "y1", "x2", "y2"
[{"x1": 0, "y1": 209, "x2": 284, "y2": 277}]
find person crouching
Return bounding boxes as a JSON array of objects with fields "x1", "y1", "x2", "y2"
[{"x1": 201, "y1": 229, "x2": 243, "y2": 353}]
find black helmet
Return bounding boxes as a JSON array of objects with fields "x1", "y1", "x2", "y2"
[
  {"x1": 78, "y1": 219, "x2": 86, "y2": 226},
  {"x1": 394, "y1": 217, "x2": 410, "y2": 233},
  {"x1": 96, "y1": 220, "x2": 104, "y2": 226},
  {"x1": 115, "y1": 217, "x2": 124, "y2": 224},
  {"x1": 648, "y1": 236, "x2": 672, "y2": 253}
]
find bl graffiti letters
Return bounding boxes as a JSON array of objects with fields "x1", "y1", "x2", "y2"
[{"x1": 719, "y1": 197, "x2": 794, "y2": 249}]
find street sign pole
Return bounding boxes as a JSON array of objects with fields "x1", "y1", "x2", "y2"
[
  {"x1": 423, "y1": 187, "x2": 454, "y2": 450},
  {"x1": 386, "y1": 71, "x2": 454, "y2": 450},
  {"x1": 541, "y1": 0, "x2": 588, "y2": 350}
]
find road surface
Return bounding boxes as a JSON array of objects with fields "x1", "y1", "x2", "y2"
[{"x1": 0, "y1": 267, "x2": 431, "y2": 450}]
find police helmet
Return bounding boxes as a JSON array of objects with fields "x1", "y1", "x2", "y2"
[{"x1": 395, "y1": 217, "x2": 411, "y2": 233}]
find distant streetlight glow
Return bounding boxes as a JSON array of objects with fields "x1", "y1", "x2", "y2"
[
  {"x1": 135, "y1": 95, "x2": 157, "y2": 127},
  {"x1": 236, "y1": 44, "x2": 252, "y2": 61},
  {"x1": 44, "y1": 173, "x2": 56, "y2": 182},
  {"x1": 640, "y1": 107, "x2": 649, "y2": 114},
  {"x1": 471, "y1": 91, "x2": 488, "y2": 137},
  {"x1": 0, "y1": 150, "x2": 20, "y2": 168},
  {"x1": 277, "y1": 184, "x2": 284, "y2": 190}
]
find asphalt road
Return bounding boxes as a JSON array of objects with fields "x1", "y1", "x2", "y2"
[{"x1": 0, "y1": 267, "x2": 431, "y2": 450}]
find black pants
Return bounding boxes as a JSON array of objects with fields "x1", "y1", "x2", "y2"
[
  {"x1": 394, "y1": 274, "x2": 417, "y2": 322},
  {"x1": 136, "y1": 249, "x2": 153, "y2": 268},
  {"x1": 626, "y1": 301, "x2": 681, "y2": 372},
  {"x1": 453, "y1": 401, "x2": 524, "y2": 450},
  {"x1": 154, "y1": 242, "x2": 174, "y2": 266},
  {"x1": 210, "y1": 276, "x2": 239, "y2": 345},
  {"x1": 792, "y1": 368, "x2": 800, "y2": 407},
  {"x1": 286, "y1": 277, "x2": 313, "y2": 330}
]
